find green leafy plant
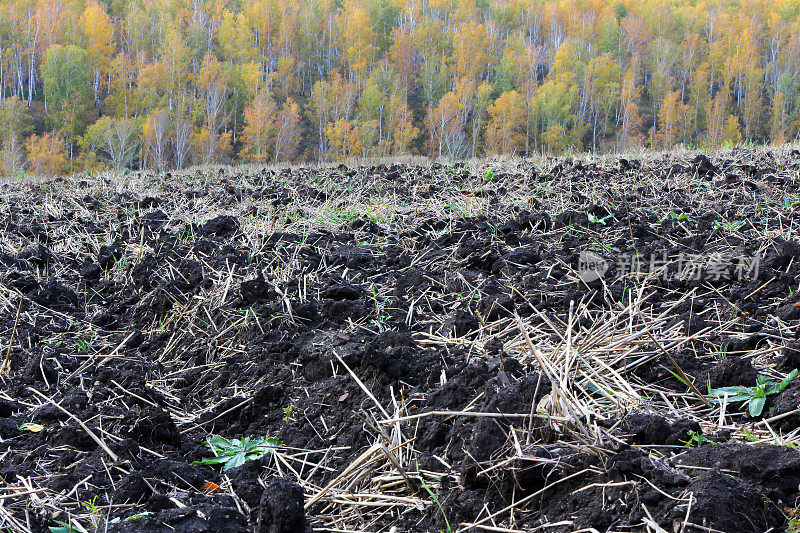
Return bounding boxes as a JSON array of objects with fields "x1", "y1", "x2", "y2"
[
  {"x1": 713, "y1": 220, "x2": 747, "y2": 231},
  {"x1": 418, "y1": 469, "x2": 451, "y2": 533},
  {"x1": 742, "y1": 428, "x2": 759, "y2": 442},
  {"x1": 589, "y1": 241, "x2": 620, "y2": 252},
  {"x1": 707, "y1": 369, "x2": 798, "y2": 417},
  {"x1": 484, "y1": 169, "x2": 494, "y2": 182},
  {"x1": 108, "y1": 511, "x2": 154, "y2": 524},
  {"x1": 786, "y1": 509, "x2": 800, "y2": 533},
  {"x1": 48, "y1": 521, "x2": 75, "y2": 533},
  {"x1": 369, "y1": 287, "x2": 390, "y2": 326},
  {"x1": 82, "y1": 495, "x2": 101, "y2": 527},
  {"x1": 776, "y1": 197, "x2": 799, "y2": 211},
  {"x1": 196, "y1": 435, "x2": 281, "y2": 471},
  {"x1": 75, "y1": 332, "x2": 97, "y2": 353},
  {"x1": 282, "y1": 405, "x2": 293, "y2": 423},
  {"x1": 657, "y1": 211, "x2": 689, "y2": 225},
  {"x1": 680, "y1": 430, "x2": 716, "y2": 447},
  {"x1": 588, "y1": 212, "x2": 614, "y2": 225}
]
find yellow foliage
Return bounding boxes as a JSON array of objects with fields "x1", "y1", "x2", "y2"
[
  {"x1": 485, "y1": 90, "x2": 526, "y2": 155},
  {"x1": 26, "y1": 133, "x2": 67, "y2": 176},
  {"x1": 5, "y1": 0, "x2": 800, "y2": 166},
  {"x1": 325, "y1": 119, "x2": 360, "y2": 159},
  {"x1": 242, "y1": 91, "x2": 277, "y2": 161},
  {"x1": 80, "y1": 0, "x2": 116, "y2": 72},
  {"x1": 388, "y1": 95, "x2": 419, "y2": 155},
  {"x1": 275, "y1": 99, "x2": 302, "y2": 162}
]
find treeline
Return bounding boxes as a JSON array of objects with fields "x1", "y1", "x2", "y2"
[{"x1": 1, "y1": 0, "x2": 799, "y2": 176}]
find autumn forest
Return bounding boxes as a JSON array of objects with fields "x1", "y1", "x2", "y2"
[{"x1": 0, "y1": 0, "x2": 799, "y2": 175}]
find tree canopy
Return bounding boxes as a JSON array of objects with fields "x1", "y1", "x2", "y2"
[{"x1": 1, "y1": 0, "x2": 799, "y2": 174}]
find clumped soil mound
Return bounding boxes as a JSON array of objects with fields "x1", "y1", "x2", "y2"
[{"x1": 2, "y1": 148, "x2": 800, "y2": 532}]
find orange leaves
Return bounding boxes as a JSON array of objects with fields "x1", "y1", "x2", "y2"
[
  {"x1": 192, "y1": 127, "x2": 233, "y2": 166},
  {"x1": 274, "y1": 99, "x2": 302, "y2": 162},
  {"x1": 196, "y1": 53, "x2": 228, "y2": 94},
  {"x1": 242, "y1": 90, "x2": 277, "y2": 161},
  {"x1": 312, "y1": 72, "x2": 357, "y2": 159},
  {"x1": 325, "y1": 119, "x2": 360, "y2": 159},
  {"x1": 388, "y1": 95, "x2": 419, "y2": 155},
  {"x1": 4, "y1": 0, "x2": 800, "y2": 167},
  {"x1": 656, "y1": 90, "x2": 689, "y2": 148},
  {"x1": 160, "y1": 27, "x2": 190, "y2": 91},
  {"x1": 272, "y1": 56, "x2": 299, "y2": 100},
  {"x1": 343, "y1": 0, "x2": 378, "y2": 82},
  {"x1": 25, "y1": 132, "x2": 67, "y2": 176},
  {"x1": 80, "y1": 1, "x2": 115, "y2": 74},
  {"x1": 202, "y1": 481, "x2": 223, "y2": 493},
  {"x1": 485, "y1": 90, "x2": 526, "y2": 156},
  {"x1": 453, "y1": 21, "x2": 491, "y2": 82},
  {"x1": 618, "y1": 69, "x2": 643, "y2": 149}
]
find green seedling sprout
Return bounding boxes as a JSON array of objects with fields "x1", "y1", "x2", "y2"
[
  {"x1": 680, "y1": 430, "x2": 716, "y2": 447},
  {"x1": 713, "y1": 220, "x2": 747, "y2": 231},
  {"x1": 777, "y1": 197, "x2": 799, "y2": 210},
  {"x1": 657, "y1": 211, "x2": 689, "y2": 225},
  {"x1": 196, "y1": 435, "x2": 281, "y2": 471},
  {"x1": 417, "y1": 466, "x2": 451, "y2": 533},
  {"x1": 48, "y1": 521, "x2": 75, "y2": 533},
  {"x1": 588, "y1": 212, "x2": 614, "y2": 225},
  {"x1": 82, "y1": 495, "x2": 101, "y2": 527},
  {"x1": 707, "y1": 369, "x2": 798, "y2": 417}
]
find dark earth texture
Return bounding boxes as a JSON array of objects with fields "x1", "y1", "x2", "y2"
[{"x1": 2, "y1": 148, "x2": 800, "y2": 532}]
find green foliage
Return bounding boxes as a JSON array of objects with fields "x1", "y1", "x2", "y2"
[
  {"x1": 418, "y1": 468, "x2": 452, "y2": 533},
  {"x1": 786, "y1": 511, "x2": 800, "y2": 533},
  {"x1": 589, "y1": 241, "x2": 620, "y2": 252},
  {"x1": 42, "y1": 45, "x2": 91, "y2": 137},
  {"x1": 776, "y1": 198, "x2": 799, "y2": 210},
  {"x1": 742, "y1": 428, "x2": 759, "y2": 442},
  {"x1": 588, "y1": 213, "x2": 614, "y2": 225},
  {"x1": 196, "y1": 435, "x2": 281, "y2": 471},
  {"x1": 0, "y1": 96, "x2": 31, "y2": 142},
  {"x1": 707, "y1": 369, "x2": 798, "y2": 417},
  {"x1": 80, "y1": 116, "x2": 141, "y2": 170},
  {"x1": 714, "y1": 220, "x2": 747, "y2": 232},
  {"x1": 658, "y1": 211, "x2": 689, "y2": 224},
  {"x1": 48, "y1": 521, "x2": 75, "y2": 533},
  {"x1": 680, "y1": 430, "x2": 716, "y2": 447},
  {"x1": 82, "y1": 495, "x2": 101, "y2": 527},
  {"x1": 107, "y1": 511, "x2": 154, "y2": 524}
]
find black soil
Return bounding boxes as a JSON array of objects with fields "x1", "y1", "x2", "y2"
[{"x1": 1, "y1": 149, "x2": 800, "y2": 532}]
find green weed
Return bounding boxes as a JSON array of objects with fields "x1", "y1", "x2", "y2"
[
  {"x1": 418, "y1": 468, "x2": 451, "y2": 533},
  {"x1": 680, "y1": 430, "x2": 716, "y2": 447},
  {"x1": 588, "y1": 212, "x2": 614, "y2": 225},
  {"x1": 196, "y1": 435, "x2": 281, "y2": 471},
  {"x1": 707, "y1": 369, "x2": 798, "y2": 417},
  {"x1": 48, "y1": 521, "x2": 75, "y2": 533},
  {"x1": 713, "y1": 220, "x2": 747, "y2": 232}
]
